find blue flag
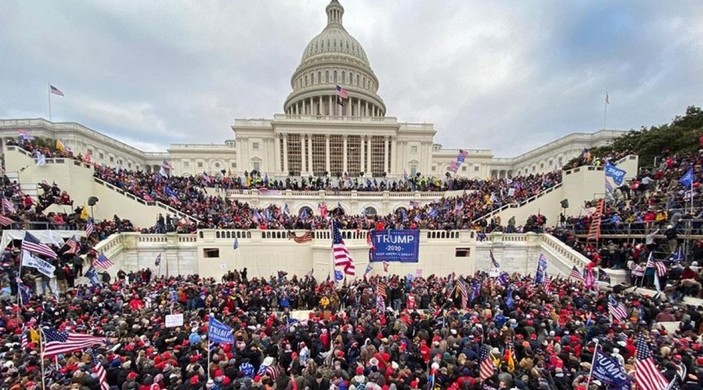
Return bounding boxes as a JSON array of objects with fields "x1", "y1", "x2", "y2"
[
  {"x1": 85, "y1": 267, "x2": 100, "y2": 286},
  {"x1": 334, "y1": 270, "x2": 344, "y2": 282},
  {"x1": 534, "y1": 254, "x2": 548, "y2": 285},
  {"x1": 208, "y1": 316, "x2": 234, "y2": 344},
  {"x1": 498, "y1": 272, "x2": 509, "y2": 287},
  {"x1": 679, "y1": 167, "x2": 694, "y2": 188},
  {"x1": 604, "y1": 161, "x2": 627, "y2": 186},
  {"x1": 591, "y1": 348, "x2": 632, "y2": 389},
  {"x1": 506, "y1": 286, "x2": 514, "y2": 309},
  {"x1": 19, "y1": 282, "x2": 31, "y2": 305}
]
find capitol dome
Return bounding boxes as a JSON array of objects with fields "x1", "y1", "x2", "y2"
[{"x1": 284, "y1": 0, "x2": 386, "y2": 118}]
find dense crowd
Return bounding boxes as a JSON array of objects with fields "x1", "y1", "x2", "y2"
[
  {"x1": 94, "y1": 165, "x2": 561, "y2": 231},
  {"x1": 2, "y1": 267, "x2": 703, "y2": 390}
]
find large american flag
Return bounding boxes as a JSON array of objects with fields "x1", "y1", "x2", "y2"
[
  {"x1": 22, "y1": 231, "x2": 57, "y2": 259},
  {"x1": 41, "y1": 328, "x2": 105, "y2": 358},
  {"x1": 93, "y1": 254, "x2": 114, "y2": 269},
  {"x1": 88, "y1": 349, "x2": 110, "y2": 390},
  {"x1": 569, "y1": 265, "x2": 584, "y2": 281},
  {"x1": 608, "y1": 295, "x2": 628, "y2": 321},
  {"x1": 635, "y1": 336, "x2": 668, "y2": 390},
  {"x1": 2, "y1": 198, "x2": 16, "y2": 213},
  {"x1": 335, "y1": 85, "x2": 349, "y2": 99},
  {"x1": 479, "y1": 345, "x2": 495, "y2": 381},
  {"x1": 457, "y1": 279, "x2": 468, "y2": 308},
  {"x1": 64, "y1": 236, "x2": 80, "y2": 255},
  {"x1": 332, "y1": 220, "x2": 356, "y2": 276},
  {"x1": 0, "y1": 214, "x2": 14, "y2": 227}
]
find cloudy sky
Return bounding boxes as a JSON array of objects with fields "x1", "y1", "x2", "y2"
[{"x1": 1, "y1": 0, "x2": 701, "y2": 157}]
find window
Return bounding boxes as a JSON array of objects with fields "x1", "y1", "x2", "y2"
[
  {"x1": 253, "y1": 162, "x2": 260, "y2": 172},
  {"x1": 474, "y1": 166, "x2": 479, "y2": 172},
  {"x1": 203, "y1": 248, "x2": 220, "y2": 258},
  {"x1": 462, "y1": 166, "x2": 467, "y2": 172},
  {"x1": 109, "y1": 157, "x2": 114, "y2": 162},
  {"x1": 431, "y1": 166, "x2": 436, "y2": 172},
  {"x1": 198, "y1": 162, "x2": 203, "y2": 168},
  {"x1": 334, "y1": 71, "x2": 337, "y2": 83},
  {"x1": 99, "y1": 153, "x2": 104, "y2": 159},
  {"x1": 183, "y1": 161, "x2": 189, "y2": 168},
  {"x1": 540, "y1": 163, "x2": 544, "y2": 169},
  {"x1": 410, "y1": 165, "x2": 417, "y2": 176},
  {"x1": 252, "y1": 142, "x2": 260, "y2": 150},
  {"x1": 455, "y1": 248, "x2": 471, "y2": 257},
  {"x1": 341, "y1": 71, "x2": 345, "y2": 83},
  {"x1": 128, "y1": 163, "x2": 131, "y2": 168},
  {"x1": 363, "y1": 207, "x2": 377, "y2": 216},
  {"x1": 410, "y1": 146, "x2": 418, "y2": 154},
  {"x1": 215, "y1": 162, "x2": 220, "y2": 168},
  {"x1": 231, "y1": 162, "x2": 236, "y2": 168}
]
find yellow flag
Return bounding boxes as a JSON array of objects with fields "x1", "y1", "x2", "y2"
[
  {"x1": 80, "y1": 204, "x2": 89, "y2": 221},
  {"x1": 56, "y1": 139, "x2": 66, "y2": 153},
  {"x1": 29, "y1": 328, "x2": 40, "y2": 343}
]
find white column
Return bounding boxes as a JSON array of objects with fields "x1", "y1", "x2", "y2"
[
  {"x1": 283, "y1": 134, "x2": 289, "y2": 173},
  {"x1": 274, "y1": 134, "x2": 281, "y2": 173},
  {"x1": 328, "y1": 95, "x2": 332, "y2": 116},
  {"x1": 307, "y1": 133, "x2": 314, "y2": 174},
  {"x1": 300, "y1": 134, "x2": 306, "y2": 175},
  {"x1": 325, "y1": 135, "x2": 331, "y2": 174},
  {"x1": 360, "y1": 136, "x2": 365, "y2": 174},
  {"x1": 365, "y1": 102, "x2": 368, "y2": 117},
  {"x1": 391, "y1": 137, "x2": 397, "y2": 175},
  {"x1": 343, "y1": 135, "x2": 348, "y2": 173},
  {"x1": 358, "y1": 98, "x2": 361, "y2": 118},
  {"x1": 366, "y1": 136, "x2": 372, "y2": 176},
  {"x1": 383, "y1": 136, "x2": 389, "y2": 175}
]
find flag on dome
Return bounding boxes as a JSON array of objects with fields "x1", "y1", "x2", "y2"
[{"x1": 335, "y1": 85, "x2": 349, "y2": 99}]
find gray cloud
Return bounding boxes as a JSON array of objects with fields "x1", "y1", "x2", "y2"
[{"x1": 1, "y1": 0, "x2": 701, "y2": 155}]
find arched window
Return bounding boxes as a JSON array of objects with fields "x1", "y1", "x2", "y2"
[
  {"x1": 334, "y1": 71, "x2": 337, "y2": 83},
  {"x1": 349, "y1": 71, "x2": 353, "y2": 85},
  {"x1": 326, "y1": 71, "x2": 329, "y2": 83},
  {"x1": 305, "y1": 75, "x2": 308, "y2": 86},
  {"x1": 341, "y1": 71, "x2": 345, "y2": 84},
  {"x1": 298, "y1": 206, "x2": 313, "y2": 218},
  {"x1": 363, "y1": 207, "x2": 377, "y2": 216},
  {"x1": 356, "y1": 75, "x2": 359, "y2": 85},
  {"x1": 318, "y1": 71, "x2": 321, "y2": 83}
]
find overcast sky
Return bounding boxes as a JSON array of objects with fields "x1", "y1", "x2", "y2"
[{"x1": 1, "y1": 0, "x2": 701, "y2": 157}]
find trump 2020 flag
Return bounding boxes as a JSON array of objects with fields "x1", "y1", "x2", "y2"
[
  {"x1": 208, "y1": 316, "x2": 234, "y2": 344},
  {"x1": 592, "y1": 348, "x2": 632, "y2": 389},
  {"x1": 534, "y1": 254, "x2": 548, "y2": 285}
]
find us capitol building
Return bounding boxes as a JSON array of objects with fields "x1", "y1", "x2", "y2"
[{"x1": 0, "y1": 0, "x2": 623, "y2": 180}]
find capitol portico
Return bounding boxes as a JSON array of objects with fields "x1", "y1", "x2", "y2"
[{"x1": 0, "y1": 0, "x2": 624, "y2": 181}]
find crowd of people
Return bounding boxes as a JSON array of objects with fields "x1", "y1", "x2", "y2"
[
  {"x1": 93, "y1": 165, "x2": 561, "y2": 232},
  {"x1": 1, "y1": 267, "x2": 703, "y2": 390}
]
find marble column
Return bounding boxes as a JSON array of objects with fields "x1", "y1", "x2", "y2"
[
  {"x1": 325, "y1": 135, "x2": 331, "y2": 174},
  {"x1": 283, "y1": 134, "x2": 289, "y2": 173},
  {"x1": 383, "y1": 136, "x2": 389, "y2": 175},
  {"x1": 343, "y1": 135, "x2": 348, "y2": 173}
]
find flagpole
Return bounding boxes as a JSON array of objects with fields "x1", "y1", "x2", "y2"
[
  {"x1": 584, "y1": 339, "x2": 599, "y2": 390},
  {"x1": 48, "y1": 83, "x2": 52, "y2": 122},
  {"x1": 207, "y1": 337, "x2": 212, "y2": 381},
  {"x1": 40, "y1": 328, "x2": 47, "y2": 390},
  {"x1": 603, "y1": 91, "x2": 608, "y2": 130}
]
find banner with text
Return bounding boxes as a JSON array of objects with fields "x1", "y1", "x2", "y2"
[{"x1": 370, "y1": 229, "x2": 420, "y2": 262}]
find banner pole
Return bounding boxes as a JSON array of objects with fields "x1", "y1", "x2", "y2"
[
  {"x1": 584, "y1": 339, "x2": 599, "y2": 390},
  {"x1": 40, "y1": 328, "x2": 47, "y2": 390}
]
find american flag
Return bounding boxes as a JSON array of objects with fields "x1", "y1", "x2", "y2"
[
  {"x1": 569, "y1": 265, "x2": 584, "y2": 281},
  {"x1": 50, "y1": 85, "x2": 64, "y2": 96},
  {"x1": 0, "y1": 214, "x2": 14, "y2": 227},
  {"x1": 654, "y1": 261, "x2": 667, "y2": 277},
  {"x1": 457, "y1": 279, "x2": 468, "y2": 308},
  {"x1": 376, "y1": 295, "x2": 385, "y2": 313},
  {"x1": 18, "y1": 129, "x2": 34, "y2": 141},
  {"x1": 86, "y1": 218, "x2": 95, "y2": 236},
  {"x1": 645, "y1": 252, "x2": 655, "y2": 269},
  {"x1": 479, "y1": 345, "x2": 495, "y2": 381},
  {"x1": 376, "y1": 281, "x2": 387, "y2": 300},
  {"x1": 22, "y1": 231, "x2": 57, "y2": 259},
  {"x1": 41, "y1": 328, "x2": 105, "y2": 358},
  {"x1": 608, "y1": 295, "x2": 628, "y2": 321},
  {"x1": 64, "y1": 236, "x2": 79, "y2": 255},
  {"x1": 21, "y1": 326, "x2": 29, "y2": 349},
  {"x1": 2, "y1": 198, "x2": 16, "y2": 213},
  {"x1": 336, "y1": 85, "x2": 349, "y2": 99},
  {"x1": 93, "y1": 254, "x2": 114, "y2": 269},
  {"x1": 88, "y1": 349, "x2": 110, "y2": 390},
  {"x1": 332, "y1": 220, "x2": 356, "y2": 275},
  {"x1": 635, "y1": 336, "x2": 668, "y2": 390}
]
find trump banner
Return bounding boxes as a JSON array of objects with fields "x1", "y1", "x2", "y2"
[{"x1": 369, "y1": 229, "x2": 420, "y2": 262}]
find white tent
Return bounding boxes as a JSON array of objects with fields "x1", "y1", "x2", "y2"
[{"x1": 1, "y1": 230, "x2": 86, "y2": 251}]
